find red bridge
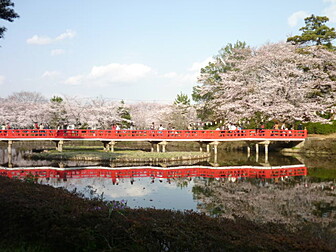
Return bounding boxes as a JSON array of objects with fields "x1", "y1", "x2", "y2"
[
  {"x1": 0, "y1": 129, "x2": 307, "y2": 141},
  {"x1": 0, "y1": 129, "x2": 307, "y2": 153}
]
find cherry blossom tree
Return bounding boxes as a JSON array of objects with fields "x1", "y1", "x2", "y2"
[
  {"x1": 161, "y1": 104, "x2": 198, "y2": 130},
  {"x1": 129, "y1": 102, "x2": 171, "y2": 129},
  {"x1": 7, "y1": 91, "x2": 47, "y2": 104},
  {"x1": 0, "y1": 92, "x2": 49, "y2": 128},
  {"x1": 84, "y1": 97, "x2": 121, "y2": 129},
  {"x1": 0, "y1": 92, "x2": 198, "y2": 130},
  {"x1": 0, "y1": 93, "x2": 122, "y2": 129},
  {"x1": 193, "y1": 41, "x2": 249, "y2": 121},
  {"x1": 196, "y1": 43, "x2": 336, "y2": 124}
]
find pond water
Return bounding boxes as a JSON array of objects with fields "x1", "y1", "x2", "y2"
[{"x1": 0, "y1": 143, "x2": 335, "y2": 228}]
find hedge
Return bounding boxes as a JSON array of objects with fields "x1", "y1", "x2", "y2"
[{"x1": 303, "y1": 121, "x2": 336, "y2": 134}]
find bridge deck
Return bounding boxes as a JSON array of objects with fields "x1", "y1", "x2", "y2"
[{"x1": 0, "y1": 129, "x2": 307, "y2": 142}]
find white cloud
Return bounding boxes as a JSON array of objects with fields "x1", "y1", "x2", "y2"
[
  {"x1": 162, "y1": 72, "x2": 178, "y2": 78},
  {"x1": 64, "y1": 63, "x2": 153, "y2": 86},
  {"x1": 102, "y1": 184, "x2": 150, "y2": 198},
  {"x1": 41, "y1": 71, "x2": 61, "y2": 78},
  {"x1": 188, "y1": 57, "x2": 213, "y2": 72},
  {"x1": 288, "y1": 11, "x2": 309, "y2": 27},
  {"x1": 0, "y1": 75, "x2": 5, "y2": 85},
  {"x1": 88, "y1": 63, "x2": 152, "y2": 82},
  {"x1": 56, "y1": 29, "x2": 76, "y2": 40},
  {"x1": 26, "y1": 35, "x2": 53, "y2": 45},
  {"x1": 63, "y1": 58, "x2": 209, "y2": 90},
  {"x1": 64, "y1": 75, "x2": 84, "y2": 85},
  {"x1": 161, "y1": 72, "x2": 195, "y2": 83},
  {"x1": 159, "y1": 57, "x2": 212, "y2": 87},
  {"x1": 51, "y1": 49, "x2": 65, "y2": 56},
  {"x1": 324, "y1": 0, "x2": 336, "y2": 22},
  {"x1": 27, "y1": 29, "x2": 76, "y2": 45},
  {"x1": 174, "y1": 72, "x2": 198, "y2": 85}
]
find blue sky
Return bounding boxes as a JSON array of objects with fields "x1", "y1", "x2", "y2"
[{"x1": 0, "y1": 0, "x2": 335, "y2": 103}]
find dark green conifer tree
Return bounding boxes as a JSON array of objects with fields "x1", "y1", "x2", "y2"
[
  {"x1": 0, "y1": 0, "x2": 19, "y2": 39},
  {"x1": 287, "y1": 15, "x2": 336, "y2": 48}
]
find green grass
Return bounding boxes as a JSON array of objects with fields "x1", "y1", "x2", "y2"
[
  {"x1": 26, "y1": 149, "x2": 210, "y2": 161},
  {"x1": 115, "y1": 150, "x2": 207, "y2": 159},
  {"x1": 308, "y1": 168, "x2": 336, "y2": 181}
]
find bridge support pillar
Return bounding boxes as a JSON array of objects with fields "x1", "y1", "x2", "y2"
[
  {"x1": 149, "y1": 142, "x2": 155, "y2": 152},
  {"x1": 6, "y1": 140, "x2": 13, "y2": 168},
  {"x1": 102, "y1": 141, "x2": 109, "y2": 151},
  {"x1": 247, "y1": 146, "x2": 251, "y2": 157},
  {"x1": 109, "y1": 141, "x2": 117, "y2": 152},
  {"x1": 263, "y1": 141, "x2": 270, "y2": 163},
  {"x1": 265, "y1": 142, "x2": 269, "y2": 156},
  {"x1": 210, "y1": 141, "x2": 219, "y2": 155},
  {"x1": 58, "y1": 140, "x2": 64, "y2": 152},
  {"x1": 252, "y1": 140, "x2": 271, "y2": 163},
  {"x1": 214, "y1": 152, "x2": 218, "y2": 165},
  {"x1": 206, "y1": 144, "x2": 210, "y2": 153},
  {"x1": 102, "y1": 141, "x2": 117, "y2": 152},
  {"x1": 198, "y1": 142, "x2": 204, "y2": 152},
  {"x1": 54, "y1": 140, "x2": 64, "y2": 152},
  {"x1": 7, "y1": 140, "x2": 13, "y2": 155},
  {"x1": 149, "y1": 141, "x2": 161, "y2": 152},
  {"x1": 8, "y1": 151, "x2": 12, "y2": 168},
  {"x1": 158, "y1": 141, "x2": 168, "y2": 152}
]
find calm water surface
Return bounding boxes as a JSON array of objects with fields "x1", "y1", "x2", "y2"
[{"x1": 0, "y1": 143, "x2": 335, "y2": 228}]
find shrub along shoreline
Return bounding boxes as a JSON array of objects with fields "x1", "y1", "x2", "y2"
[
  {"x1": 303, "y1": 121, "x2": 336, "y2": 135},
  {"x1": 0, "y1": 175, "x2": 334, "y2": 251}
]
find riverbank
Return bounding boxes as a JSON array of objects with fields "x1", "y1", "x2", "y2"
[
  {"x1": 281, "y1": 134, "x2": 336, "y2": 155},
  {"x1": 0, "y1": 175, "x2": 333, "y2": 251}
]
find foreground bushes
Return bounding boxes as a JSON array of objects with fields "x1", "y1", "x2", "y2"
[{"x1": 0, "y1": 176, "x2": 334, "y2": 251}]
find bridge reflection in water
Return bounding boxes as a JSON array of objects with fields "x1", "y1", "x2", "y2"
[
  {"x1": 0, "y1": 165, "x2": 307, "y2": 182},
  {"x1": 0, "y1": 164, "x2": 308, "y2": 210}
]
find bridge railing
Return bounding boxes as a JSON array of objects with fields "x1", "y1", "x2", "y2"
[{"x1": 0, "y1": 129, "x2": 308, "y2": 140}]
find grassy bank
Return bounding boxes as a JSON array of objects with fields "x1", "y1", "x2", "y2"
[
  {"x1": 25, "y1": 149, "x2": 210, "y2": 162},
  {"x1": 281, "y1": 134, "x2": 336, "y2": 155},
  {"x1": 303, "y1": 136, "x2": 336, "y2": 154},
  {"x1": 0, "y1": 176, "x2": 333, "y2": 252}
]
